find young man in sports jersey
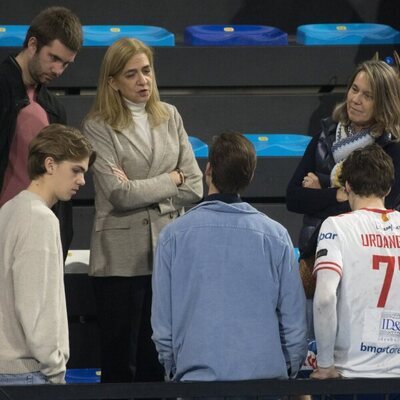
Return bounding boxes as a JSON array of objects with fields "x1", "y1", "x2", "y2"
[{"x1": 311, "y1": 144, "x2": 400, "y2": 379}]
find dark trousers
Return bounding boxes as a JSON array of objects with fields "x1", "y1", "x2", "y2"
[{"x1": 92, "y1": 275, "x2": 164, "y2": 383}]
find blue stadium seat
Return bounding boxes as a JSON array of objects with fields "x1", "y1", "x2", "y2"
[
  {"x1": 66, "y1": 368, "x2": 101, "y2": 383},
  {"x1": 0, "y1": 25, "x2": 29, "y2": 46},
  {"x1": 189, "y1": 136, "x2": 208, "y2": 158},
  {"x1": 297, "y1": 23, "x2": 400, "y2": 45},
  {"x1": 82, "y1": 25, "x2": 175, "y2": 46},
  {"x1": 184, "y1": 25, "x2": 288, "y2": 46},
  {"x1": 244, "y1": 133, "x2": 311, "y2": 157}
]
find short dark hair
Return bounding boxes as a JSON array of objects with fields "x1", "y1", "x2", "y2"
[
  {"x1": 209, "y1": 132, "x2": 256, "y2": 194},
  {"x1": 23, "y1": 6, "x2": 82, "y2": 52},
  {"x1": 339, "y1": 144, "x2": 394, "y2": 198},
  {"x1": 28, "y1": 124, "x2": 96, "y2": 180}
]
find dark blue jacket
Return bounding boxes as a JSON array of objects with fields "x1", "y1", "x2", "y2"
[{"x1": 286, "y1": 117, "x2": 400, "y2": 256}]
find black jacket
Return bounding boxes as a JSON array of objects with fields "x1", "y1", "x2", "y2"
[
  {"x1": 0, "y1": 55, "x2": 72, "y2": 259},
  {"x1": 286, "y1": 117, "x2": 400, "y2": 257}
]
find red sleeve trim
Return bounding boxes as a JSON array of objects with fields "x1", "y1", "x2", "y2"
[{"x1": 313, "y1": 261, "x2": 342, "y2": 277}]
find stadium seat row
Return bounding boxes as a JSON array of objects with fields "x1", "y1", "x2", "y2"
[
  {"x1": 190, "y1": 134, "x2": 311, "y2": 158},
  {"x1": 1, "y1": 23, "x2": 399, "y2": 46}
]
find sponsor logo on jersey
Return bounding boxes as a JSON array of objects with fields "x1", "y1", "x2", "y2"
[
  {"x1": 379, "y1": 312, "x2": 400, "y2": 341},
  {"x1": 374, "y1": 223, "x2": 400, "y2": 232},
  {"x1": 360, "y1": 342, "x2": 400, "y2": 354},
  {"x1": 318, "y1": 232, "x2": 338, "y2": 241}
]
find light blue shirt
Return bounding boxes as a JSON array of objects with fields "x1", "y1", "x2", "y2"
[{"x1": 151, "y1": 200, "x2": 307, "y2": 381}]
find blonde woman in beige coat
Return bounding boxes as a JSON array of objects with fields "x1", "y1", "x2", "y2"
[{"x1": 83, "y1": 38, "x2": 203, "y2": 383}]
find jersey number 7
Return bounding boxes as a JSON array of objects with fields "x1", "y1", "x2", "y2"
[{"x1": 372, "y1": 255, "x2": 399, "y2": 308}]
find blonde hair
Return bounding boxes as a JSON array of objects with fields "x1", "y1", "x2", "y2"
[
  {"x1": 332, "y1": 60, "x2": 400, "y2": 140},
  {"x1": 87, "y1": 38, "x2": 169, "y2": 131}
]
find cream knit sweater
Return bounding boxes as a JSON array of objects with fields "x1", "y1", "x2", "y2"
[{"x1": 0, "y1": 191, "x2": 69, "y2": 383}]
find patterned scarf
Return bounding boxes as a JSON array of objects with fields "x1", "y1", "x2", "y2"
[
  {"x1": 330, "y1": 122, "x2": 374, "y2": 186},
  {"x1": 332, "y1": 122, "x2": 374, "y2": 163}
]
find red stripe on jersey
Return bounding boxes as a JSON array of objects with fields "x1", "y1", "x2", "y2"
[{"x1": 313, "y1": 261, "x2": 343, "y2": 277}]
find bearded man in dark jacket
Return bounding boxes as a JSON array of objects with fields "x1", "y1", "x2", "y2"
[{"x1": 0, "y1": 7, "x2": 83, "y2": 259}]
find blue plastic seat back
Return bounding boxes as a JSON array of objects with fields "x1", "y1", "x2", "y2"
[
  {"x1": 189, "y1": 136, "x2": 208, "y2": 158},
  {"x1": 66, "y1": 368, "x2": 101, "y2": 384},
  {"x1": 297, "y1": 23, "x2": 400, "y2": 45},
  {"x1": 294, "y1": 247, "x2": 300, "y2": 260},
  {"x1": 83, "y1": 25, "x2": 175, "y2": 46},
  {"x1": 244, "y1": 133, "x2": 311, "y2": 157},
  {"x1": 184, "y1": 25, "x2": 288, "y2": 46},
  {"x1": 0, "y1": 25, "x2": 29, "y2": 46}
]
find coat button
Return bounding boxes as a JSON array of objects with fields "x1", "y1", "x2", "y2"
[{"x1": 142, "y1": 218, "x2": 149, "y2": 225}]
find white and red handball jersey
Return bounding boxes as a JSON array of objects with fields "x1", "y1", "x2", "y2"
[{"x1": 314, "y1": 208, "x2": 400, "y2": 378}]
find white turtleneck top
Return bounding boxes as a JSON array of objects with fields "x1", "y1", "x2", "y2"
[{"x1": 124, "y1": 98, "x2": 153, "y2": 151}]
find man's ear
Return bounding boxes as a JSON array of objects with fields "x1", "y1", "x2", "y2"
[
  {"x1": 44, "y1": 156, "x2": 55, "y2": 175},
  {"x1": 345, "y1": 181, "x2": 351, "y2": 194},
  {"x1": 205, "y1": 162, "x2": 212, "y2": 177},
  {"x1": 205, "y1": 162, "x2": 213, "y2": 188},
  {"x1": 26, "y1": 36, "x2": 39, "y2": 56}
]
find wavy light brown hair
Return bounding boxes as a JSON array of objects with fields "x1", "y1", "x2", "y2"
[
  {"x1": 332, "y1": 60, "x2": 400, "y2": 140},
  {"x1": 28, "y1": 124, "x2": 96, "y2": 180}
]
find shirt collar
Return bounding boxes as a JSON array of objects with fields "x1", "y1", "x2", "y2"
[{"x1": 204, "y1": 193, "x2": 242, "y2": 204}]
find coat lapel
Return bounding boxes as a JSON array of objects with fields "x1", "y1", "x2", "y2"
[
  {"x1": 148, "y1": 118, "x2": 168, "y2": 176},
  {"x1": 120, "y1": 124, "x2": 152, "y2": 165}
]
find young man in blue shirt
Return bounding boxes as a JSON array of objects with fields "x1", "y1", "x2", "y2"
[{"x1": 151, "y1": 132, "x2": 307, "y2": 382}]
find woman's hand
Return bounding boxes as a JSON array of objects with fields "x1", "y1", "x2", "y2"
[
  {"x1": 111, "y1": 165, "x2": 129, "y2": 183},
  {"x1": 310, "y1": 366, "x2": 341, "y2": 380},
  {"x1": 169, "y1": 170, "x2": 184, "y2": 186},
  {"x1": 302, "y1": 172, "x2": 321, "y2": 189},
  {"x1": 336, "y1": 187, "x2": 349, "y2": 202}
]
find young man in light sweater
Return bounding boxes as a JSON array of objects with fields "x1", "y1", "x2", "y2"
[
  {"x1": 151, "y1": 132, "x2": 307, "y2": 382},
  {"x1": 0, "y1": 124, "x2": 95, "y2": 385}
]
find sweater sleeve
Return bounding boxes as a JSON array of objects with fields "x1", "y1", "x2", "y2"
[
  {"x1": 286, "y1": 134, "x2": 346, "y2": 215},
  {"x1": 12, "y1": 210, "x2": 68, "y2": 383}
]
